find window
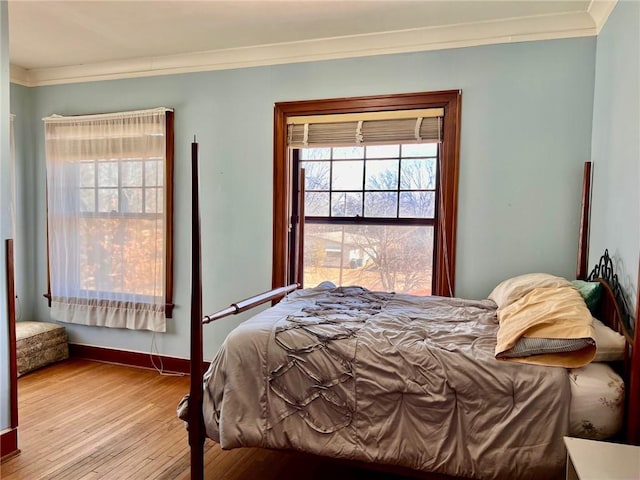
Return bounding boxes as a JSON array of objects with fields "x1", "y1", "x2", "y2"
[
  {"x1": 273, "y1": 91, "x2": 461, "y2": 296},
  {"x1": 44, "y1": 108, "x2": 174, "y2": 332},
  {"x1": 299, "y1": 143, "x2": 437, "y2": 294}
]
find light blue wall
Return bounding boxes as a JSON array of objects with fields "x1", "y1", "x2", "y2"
[
  {"x1": 12, "y1": 37, "x2": 597, "y2": 359},
  {"x1": 9, "y1": 84, "x2": 34, "y2": 324},
  {"x1": 1, "y1": 0, "x2": 12, "y2": 431},
  {"x1": 589, "y1": 0, "x2": 640, "y2": 316}
]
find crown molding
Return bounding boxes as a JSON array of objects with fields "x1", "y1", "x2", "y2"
[
  {"x1": 588, "y1": 0, "x2": 618, "y2": 34},
  {"x1": 10, "y1": 64, "x2": 29, "y2": 86},
  {"x1": 11, "y1": 11, "x2": 598, "y2": 87}
]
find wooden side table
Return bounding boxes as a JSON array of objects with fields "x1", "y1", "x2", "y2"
[{"x1": 564, "y1": 436, "x2": 640, "y2": 480}]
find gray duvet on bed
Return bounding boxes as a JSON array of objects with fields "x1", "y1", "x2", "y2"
[{"x1": 199, "y1": 285, "x2": 569, "y2": 480}]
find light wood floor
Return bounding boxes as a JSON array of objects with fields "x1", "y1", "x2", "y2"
[{"x1": 1, "y1": 359, "x2": 410, "y2": 480}]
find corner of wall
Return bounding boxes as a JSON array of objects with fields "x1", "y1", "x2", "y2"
[{"x1": 588, "y1": 0, "x2": 618, "y2": 34}]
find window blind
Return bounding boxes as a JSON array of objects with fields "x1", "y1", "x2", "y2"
[{"x1": 287, "y1": 108, "x2": 443, "y2": 148}]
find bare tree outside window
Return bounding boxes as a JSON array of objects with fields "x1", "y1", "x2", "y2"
[{"x1": 301, "y1": 144, "x2": 437, "y2": 294}]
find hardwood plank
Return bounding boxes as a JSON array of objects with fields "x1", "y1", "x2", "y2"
[{"x1": 0, "y1": 359, "x2": 410, "y2": 479}]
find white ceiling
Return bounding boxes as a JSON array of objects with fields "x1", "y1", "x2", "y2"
[{"x1": 8, "y1": 0, "x2": 616, "y2": 86}]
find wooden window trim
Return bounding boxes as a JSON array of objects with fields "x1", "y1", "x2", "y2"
[
  {"x1": 45, "y1": 111, "x2": 175, "y2": 317},
  {"x1": 273, "y1": 91, "x2": 461, "y2": 296},
  {"x1": 164, "y1": 111, "x2": 175, "y2": 317}
]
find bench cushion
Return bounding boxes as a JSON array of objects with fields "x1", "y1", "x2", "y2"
[{"x1": 16, "y1": 321, "x2": 69, "y2": 376}]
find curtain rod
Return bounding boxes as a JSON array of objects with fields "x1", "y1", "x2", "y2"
[{"x1": 43, "y1": 107, "x2": 173, "y2": 122}]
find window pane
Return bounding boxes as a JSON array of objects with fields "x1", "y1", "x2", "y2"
[
  {"x1": 157, "y1": 189, "x2": 164, "y2": 214},
  {"x1": 122, "y1": 161, "x2": 143, "y2": 187},
  {"x1": 399, "y1": 191, "x2": 435, "y2": 218},
  {"x1": 333, "y1": 146, "x2": 364, "y2": 159},
  {"x1": 79, "y1": 188, "x2": 95, "y2": 213},
  {"x1": 332, "y1": 160, "x2": 363, "y2": 190},
  {"x1": 401, "y1": 158, "x2": 437, "y2": 190},
  {"x1": 305, "y1": 192, "x2": 329, "y2": 217},
  {"x1": 402, "y1": 143, "x2": 437, "y2": 157},
  {"x1": 122, "y1": 188, "x2": 143, "y2": 213},
  {"x1": 303, "y1": 223, "x2": 434, "y2": 295},
  {"x1": 145, "y1": 188, "x2": 157, "y2": 214},
  {"x1": 366, "y1": 144, "x2": 399, "y2": 159},
  {"x1": 98, "y1": 188, "x2": 119, "y2": 213},
  {"x1": 144, "y1": 187, "x2": 164, "y2": 214},
  {"x1": 364, "y1": 192, "x2": 397, "y2": 217},
  {"x1": 78, "y1": 217, "x2": 163, "y2": 296},
  {"x1": 331, "y1": 192, "x2": 362, "y2": 217},
  {"x1": 301, "y1": 148, "x2": 331, "y2": 160},
  {"x1": 145, "y1": 160, "x2": 162, "y2": 187},
  {"x1": 301, "y1": 161, "x2": 330, "y2": 190},
  {"x1": 97, "y1": 162, "x2": 118, "y2": 187},
  {"x1": 365, "y1": 159, "x2": 398, "y2": 190},
  {"x1": 79, "y1": 162, "x2": 95, "y2": 187}
]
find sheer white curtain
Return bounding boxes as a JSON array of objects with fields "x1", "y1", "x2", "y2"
[{"x1": 44, "y1": 108, "x2": 169, "y2": 332}]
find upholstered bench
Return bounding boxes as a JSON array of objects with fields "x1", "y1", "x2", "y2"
[{"x1": 16, "y1": 321, "x2": 69, "y2": 376}]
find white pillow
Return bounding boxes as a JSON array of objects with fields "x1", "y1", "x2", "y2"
[
  {"x1": 488, "y1": 273, "x2": 572, "y2": 309},
  {"x1": 592, "y1": 318, "x2": 626, "y2": 362},
  {"x1": 569, "y1": 362, "x2": 624, "y2": 440}
]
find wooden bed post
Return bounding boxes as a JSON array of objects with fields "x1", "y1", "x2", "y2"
[
  {"x1": 576, "y1": 161, "x2": 592, "y2": 280},
  {"x1": 189, "y1": 138, "x2": 205, "y2": 480},
  {"x1": 6, "y1": 239, "x2": 17, "y2": 430}
]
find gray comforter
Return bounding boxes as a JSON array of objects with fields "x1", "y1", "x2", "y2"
[{"x1": 200, "y1": 285, "x2": 570, "y2": 480}]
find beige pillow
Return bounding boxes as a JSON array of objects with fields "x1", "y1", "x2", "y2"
[
  {"x1": 592, "y1": 317, "x2": 626, "y2": 362},
  {"x1": 488, "y1": 272, "x2": 572, "y2": 309}
]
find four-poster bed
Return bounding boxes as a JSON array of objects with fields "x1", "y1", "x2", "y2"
[{"x1": 184, "y1": 148, "x2": 640, "y2": 479}]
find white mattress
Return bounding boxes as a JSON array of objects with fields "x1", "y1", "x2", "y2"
[{"x1": 569, "y1": 362, "x2": 624, "y2": 440}]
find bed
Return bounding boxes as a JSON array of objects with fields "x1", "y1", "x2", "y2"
[{"x1": 182, "y1": 149, "x2": 640, "y2": 479}]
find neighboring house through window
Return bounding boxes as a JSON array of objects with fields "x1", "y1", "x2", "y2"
[
  {"x1": 273, "y1": 91, "x2": 461, "y2": 296},
  {"x1": 44, "y1": 108, "x2": 174, "y2": 332}
]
